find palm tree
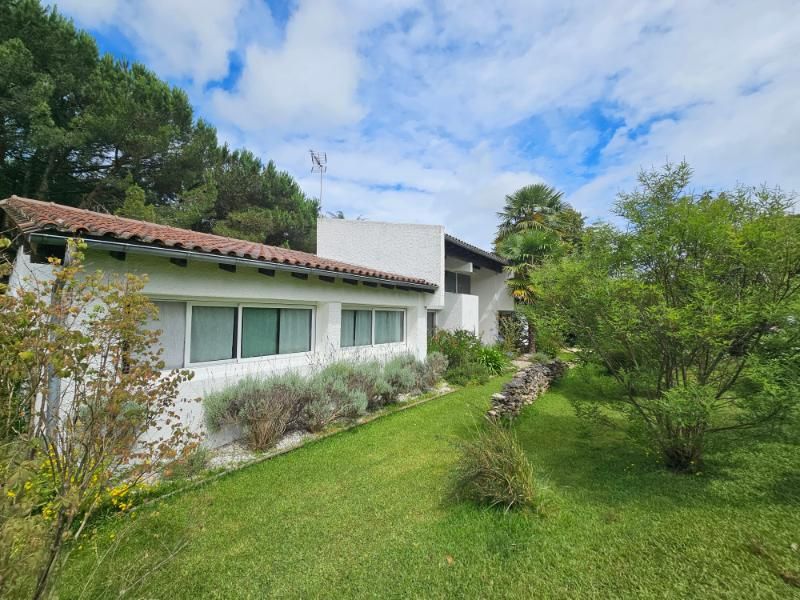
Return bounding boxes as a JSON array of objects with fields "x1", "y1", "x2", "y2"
[
  {"x1": 495, "y1": 183, "x2": 565, "y2": 240},
  {"x1": 496, "y1": 228, "x2": 561, "y2": 302},
  {"x1": 495, "y1": 183, "x2": 582, "y2": 352}
]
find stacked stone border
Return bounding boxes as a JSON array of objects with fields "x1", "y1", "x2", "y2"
[{"x1": 487, "y1": 359, "x2": 568, "y2": 420}]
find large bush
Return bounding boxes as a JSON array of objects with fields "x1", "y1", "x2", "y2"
[
  {"x1": 529, "y1": 162, "x2": 800, "y2": 472},
  {"x1": 452, "y1": 422, "x2": 544, "y2": 512}
]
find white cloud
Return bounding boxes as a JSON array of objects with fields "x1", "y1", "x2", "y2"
[
  {"x1": 55, "y1": 0, "x2": 275, "y2": 86},
  {"x1": 56, "y1": 0, "x2": 800, "y2": 248}
]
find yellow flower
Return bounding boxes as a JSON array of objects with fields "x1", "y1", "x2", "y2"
[
  {"x1": 6, "y1": 490, "x2": 16, "y2": 498},
  {"x1": 24, "y1": 481, "x2": 33, "y2": 491}
]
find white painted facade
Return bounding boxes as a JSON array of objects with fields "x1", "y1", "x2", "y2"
[
  {"x1": 9, "y1": 247, "x2": 430, "y2": 447},
  {"x1": 316, "y1": 219, "x2": 446, "y2": 309},
  {"x1": 318, "y1": 218, "x2": 514, "y2": 345}
]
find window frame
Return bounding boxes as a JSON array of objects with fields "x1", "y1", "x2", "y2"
[
  {"x1": 180, "y1": 301, "x2": 315, "y2": 367},
  {"x1": 340, "y1": 305, "x2": 407, "y2": 347},
  {"x1": 444, "y1": 270, "x2": 472, "y2": 295}
]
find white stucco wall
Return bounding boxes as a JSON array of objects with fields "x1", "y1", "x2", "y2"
[
  {"x1": 471, "y1": 269, "x2": 515, "y2": 345},
  {"x1": 439, "y1": 291, "x2": 480, "y2": 335},
  {"x1": 8, "y1": 246, "x2": 55, "y2": 294},
  {"x1": 317, "y1": 218, "x2": 446, "y2": 309},
  {"x1": 10, "y1": 247, "x2": 430, "y2": 448}
]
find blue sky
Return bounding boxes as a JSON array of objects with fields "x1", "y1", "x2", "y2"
[{"x1": 56, "y1": 0, "x2": 800, "y2": 248}]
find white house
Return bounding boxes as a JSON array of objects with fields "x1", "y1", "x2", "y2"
[
  {"x1": 317, "y1": 218, "x2": 514, "y2": 345},
  {"x1": 2, "y1": 196, "x2": 438, "y2": 443},
  {"x1": 2, "y1": 196, "x2": 513, "y2": 444}
]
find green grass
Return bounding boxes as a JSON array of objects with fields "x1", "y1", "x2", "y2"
[{"x1": 58, "y1": 374, "x2": 800, "y2": 599}]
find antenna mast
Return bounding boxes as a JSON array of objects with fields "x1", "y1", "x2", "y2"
[{"x1": 309, "y1": 150, "x2": 327, "y2": 203}]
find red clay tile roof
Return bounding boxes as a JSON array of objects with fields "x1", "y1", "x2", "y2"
[{"x1": 1, "y1": 196, "x2": 435, "y2": 288}]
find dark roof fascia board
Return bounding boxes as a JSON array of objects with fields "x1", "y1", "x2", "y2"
[
  {"x1": 28, "y1": 232, "x2": 438, "y2": 293},
  {"x1": 444, "y1": 234, "x2": 507, "y2": 266},
  {"x1": 444, "y1": 235, "x2": 507, "y2": 273}
]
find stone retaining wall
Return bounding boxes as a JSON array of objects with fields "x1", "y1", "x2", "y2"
[{"x1": 487, "y1": 359, "x2": 568, "y2": 420}]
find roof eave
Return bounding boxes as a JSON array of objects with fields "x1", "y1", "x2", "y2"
[
  {"x1": 444, "y1": 234, "x2": 508, "y2": 267},
  {"x1": 27, "y1": 232, "x2": 438, "y2": 293}
]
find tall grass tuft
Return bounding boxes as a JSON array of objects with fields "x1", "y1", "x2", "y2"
[{"x1": 452, "y1": 422, "x2": 545, "y2": 512}]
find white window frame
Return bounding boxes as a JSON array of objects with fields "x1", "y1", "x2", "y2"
[
  {"x1": 341, "y1": 306, "x2": 406, "y2": 347},
  {"x1": 183, "y1": 301, "x2": 316, "y2": 367}
]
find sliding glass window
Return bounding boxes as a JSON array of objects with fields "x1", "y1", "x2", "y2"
[
  {"x1": 190, "y1": 306, "x2": 237, "y2": 363},
  {"x1": 189, "y1": 305, "x2": 312, "y2": 364},
  {"x1": 241, "y1": 307, "x2": 279, "y2": 358},
  {"x1": 341, "y1": 309, "x2": 373, "y2": 347},
  {"x1": 278, "y1": 309, "x2": 313, "y2": 355},
  {"x1": 374, "y1": 310, "x2": 404, "y2": 344}
]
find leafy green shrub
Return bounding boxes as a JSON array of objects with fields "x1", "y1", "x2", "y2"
[
  {"x1": 444, "y1": 361, "x2": 491, "y2": 386},
  {"x1": 452, "y1": 422, "x2": 543, "y2": 512},
  {"x1": 477, "y1": 345, "x2": 508, "y2": 375},
  {"x1": 429, "y1": 330, "x2": 499, "y2": 385},
  {"x1": 429, "y1": 329, "x2": 482, "y2": 370}
]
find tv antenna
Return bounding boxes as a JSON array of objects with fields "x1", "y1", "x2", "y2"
[{"x1": 310, "y1": 150, "x2": 327, "y2": 203}]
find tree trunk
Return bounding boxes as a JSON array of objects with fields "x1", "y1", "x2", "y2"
[
  {"x1": 37, "y1": 151, "x2": 56, "y2": 199},
  {"x1": 32, "y1": 512, "x2": 68, "y2": 600}
]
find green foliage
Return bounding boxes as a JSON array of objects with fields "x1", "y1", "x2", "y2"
[
  {"x1": 476, "y1": 346, "x2": 508, "y2": 375},
  {"x1": 203, "y1": 354, "x2": 448, "y2": 445},
  {"x1": 494, "y1": 183, "x2": 584, "y2": 305},
  {"x1": 452, "y1": 422, "x2": 542, "y2": 512},
  {"x1": 0, "y1": 1, "x2": 319, "y2": 251},
  {"x1": 0, "y1": 441, "x2": 49, "y2": 598},
  {"x1": 530, "y1": 161, "x2": 800, "y2": 471},
  {"x1": 0, "y1": 239, "x2": 195, "y2": 598},
  {"x1": 115, "y1": 182, "x2": 156, "y2": 221},
  {"x1": 497, "y1": 312, "x2": 525, "y2": 353},
  {"x1": 428, "y1": 329, "x2": 494, "y2": 385}
]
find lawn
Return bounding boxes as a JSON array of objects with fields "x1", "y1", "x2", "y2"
[{"x1": 58, "y1": 373, "x2": 800, "y2": 599}]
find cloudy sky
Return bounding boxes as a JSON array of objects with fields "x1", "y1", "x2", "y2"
[{"x1": 56, "y1": 0, "x2": 800, "y2": 248}]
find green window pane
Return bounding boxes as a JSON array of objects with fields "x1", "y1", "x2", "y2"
[
  {"x1": 374, "y1": 310, "x2": 404, "y2": 344},
  {"x1": 278, "y1": 309, "x2": 312, "y2": 354},
  {"x1": 342, "y1": 309, "x2": 372, "y2": 347},
  {"x1": 354, "y1": 310, "x2": 372, "y2": 345},
  {"x1": 190, "y1": 306, "x2": 236, "y2": 363},
  {"x1": 148, "y1": 301, "x2": 186, "y2": 369},
  {"x1": 242, "y1": 307, "x2": 278, "y2": 358},
  {"x1": 341, "y1": 309, "x2": 356, "y2": 347}
]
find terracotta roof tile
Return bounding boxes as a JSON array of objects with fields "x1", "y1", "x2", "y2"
[{"x1": 1, "y1": 196, "x2": 435, "y2": 288}]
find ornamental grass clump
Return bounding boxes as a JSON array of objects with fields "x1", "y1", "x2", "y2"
[{"x1": 453, "y1": 422, "x2": 543, "y2": 512}]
